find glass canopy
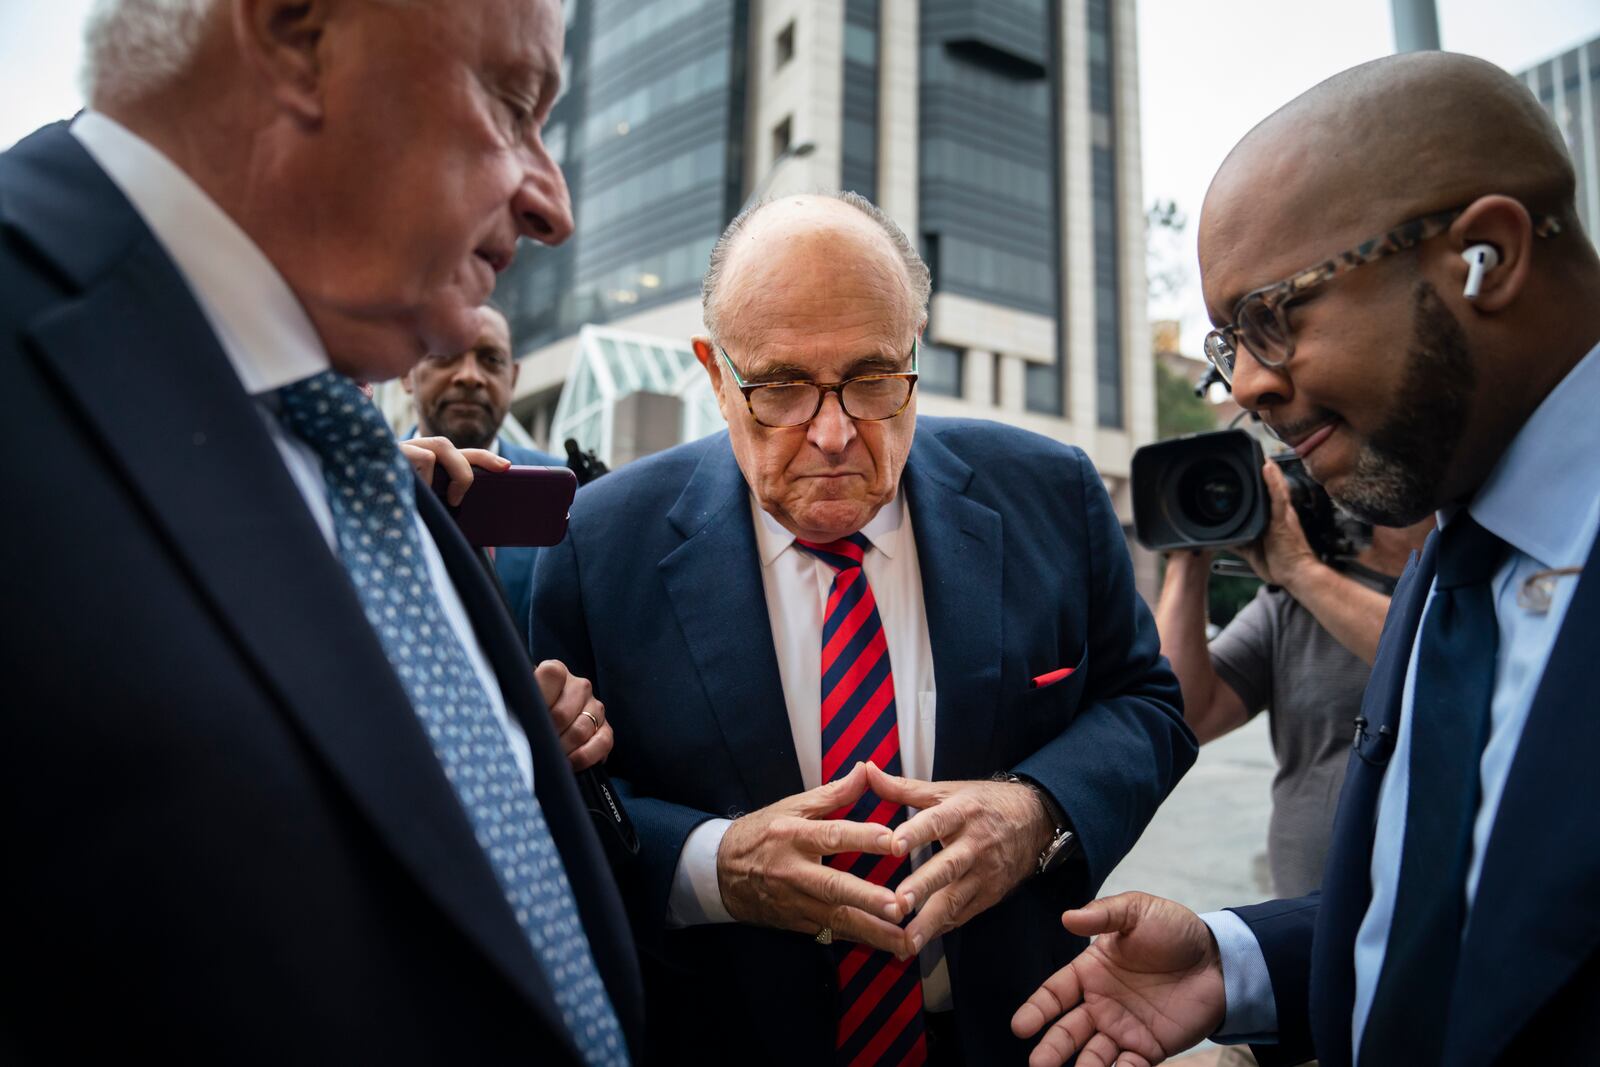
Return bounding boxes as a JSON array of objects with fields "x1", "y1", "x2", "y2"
[{"x1": 548, "y1": 325, "x2": 725, "y2": 465}]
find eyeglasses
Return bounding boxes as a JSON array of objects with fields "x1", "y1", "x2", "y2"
[
  {"x1": 1203, "y1": 204, "x2": 1564, "y2": 385},
  {"x1": 716, "y1": 340, "x2": 919, "y2": 428}
]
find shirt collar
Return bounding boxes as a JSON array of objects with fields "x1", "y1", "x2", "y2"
[
  {"x1": 70, "y1": 110, "x2": 329, "y2": 397},
  {"x1": 752, "y1": 490, "x2": 908, "y2": 567},
  {"x1": 1454, "y1": 337, "x2": 1600, "y2": 569}
]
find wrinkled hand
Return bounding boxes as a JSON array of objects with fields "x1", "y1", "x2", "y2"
[
  {"x1": 717, "y1": 762, "x2": 910, "y2": 956},
  {"x1": 1011, "y1": 892, "x2": 1226, "y2": 1067},
  {"x1": 534, "y1": 660, "x2": 612, "y2": 772},
  {"x1": 1236, "y1": 461, "x2": 1317, "y2": 587},
  {"x1": 399, "y1": 436, "x2": 510, "y2": 507},
  {"x1": 867, "y1": 764, "x2": 1053, "y2": 952}
]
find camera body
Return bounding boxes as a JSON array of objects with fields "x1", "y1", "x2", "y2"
[{"x1": 1131, "y1": 429, "x2": 1369, "y2": 560}]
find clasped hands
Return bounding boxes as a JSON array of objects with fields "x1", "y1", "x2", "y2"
[{"x1": 715, "y1": 761, "x2": 1054, "y2": 958}]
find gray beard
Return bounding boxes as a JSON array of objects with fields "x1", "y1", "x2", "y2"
[{"x1": 1327, "y1": 279, "x2": 1474, "y2": 527}]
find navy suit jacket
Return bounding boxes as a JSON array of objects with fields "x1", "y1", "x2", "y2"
[
  {"x1": 0, "y1": 124, "x2": 643, "y2": 1062},
  {"x1": 530, "y1": 423, "x2": 1195, "y2": 1065},
  {"x1": 1235, "y1": 525, "x2": 1600, "y2": 1067}
]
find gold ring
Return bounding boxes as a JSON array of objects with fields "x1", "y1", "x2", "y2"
[
  {"x1": 580, "y1": 710, "x2": 601, "y2": 731},
  {"x1": 815, "y1": 927, "x2": 833, "y2": 945}
]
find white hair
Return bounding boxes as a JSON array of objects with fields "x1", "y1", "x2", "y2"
[{"x1": 80, "y1": 0, "x2": 220, "y2": 106}]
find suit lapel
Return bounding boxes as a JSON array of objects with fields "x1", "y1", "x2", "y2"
[
  {"x1": 1446, "y1": 530, "x2": 1600, "y2": 1065},
  {"x1": 16, "y1": 128, "x2": 575, "y2": 1036},
  {"x1": 902, "y1": 432, "x2": 1004, "y2": 781},
  {"x1": 658, "y1": 441, "x2": 802, "y2": 807},
  {"x1": 1310, "y1": 536, "x2": 1436, "y2": 1066}
]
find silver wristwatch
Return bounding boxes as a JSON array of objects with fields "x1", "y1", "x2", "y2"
[{"x1": 996, "y1": 773, "x2": 1079, "y2": 875}]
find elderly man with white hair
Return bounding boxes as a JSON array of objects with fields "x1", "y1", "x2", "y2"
[
  {"x1": 0, "y1": 1, "x2": 641, "y2": 1062},
  {"x1": 530, "y1": 192, "x2": 1194, "y2": 1066}
]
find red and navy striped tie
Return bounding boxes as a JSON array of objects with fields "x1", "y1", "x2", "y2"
[{"x1": 794, "y1": 533, "x2": 926, "y2": 1067}]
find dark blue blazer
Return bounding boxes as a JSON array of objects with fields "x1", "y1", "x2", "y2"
[
  {"x1": 531, "y1": 423, "x2": 1195, "y2": 1065},
  {"x1": 1235, "y1": 525, "x2": 1600, "y2": 1067},
  {"x1": 0, "y1": 123, "x2": 642, "y2": 1063}
]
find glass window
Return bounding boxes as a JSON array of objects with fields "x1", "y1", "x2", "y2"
[
  {"x1": 776, "y1": 21, "x2": 795, "y2": 69},
  {"x1": 1025, "y1": 362, "x2": 1062, "y2": 415},
  {"x1": 844, "y1": 23, "x2": 877, "y2": 66},
  {"x1": 919, "y1": 342, "x2": 962, "y2": 398}
]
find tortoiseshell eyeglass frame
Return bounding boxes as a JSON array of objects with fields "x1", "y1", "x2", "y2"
[
  {"x1": 716, "y1": 339, "x2": 919, "y2": 428},
  {"x1": 1203, "y1": 204, "x2": 1564, "y2": 385}
]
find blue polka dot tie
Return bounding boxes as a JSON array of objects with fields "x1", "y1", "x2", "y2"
[{"x1": 277, "y1": 370, "x2": 626, "y2": 1066}]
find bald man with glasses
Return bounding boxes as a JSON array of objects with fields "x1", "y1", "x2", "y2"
[
  {"x1": 1013, "y1": 52, "x2": 1600, "y2": 1067},
  {"x1": 529, "y1": 192, "x2": 1194, "y2": 1067}
]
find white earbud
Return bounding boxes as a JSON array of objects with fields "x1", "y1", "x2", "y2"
[{"x1": 1461, "y1": 244, "x2": 1500, "y2": 300}]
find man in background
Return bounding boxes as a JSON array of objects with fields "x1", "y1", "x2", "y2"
[
  {"x1": 403, "y1": 303, "x2": 563, "y2": 645},
  {"x1": 0, "y1": 0, "x2": 640, "y2": 1060},
  {"x1": 1157, "y1": 463, "x2": 1432, "y2": 897}
]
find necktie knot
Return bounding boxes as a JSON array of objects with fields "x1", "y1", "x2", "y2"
[
  {"x1": 794, "y1": 531, "x2": 872, "y2": 571},
  {"x1": 276, "y1": 369, "x2": 408, "y2": 476},
  {"x1": 1435, "y1": 513, "x2": 1507, "y2": 590}
]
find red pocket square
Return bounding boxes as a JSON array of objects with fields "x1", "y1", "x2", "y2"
[{"x1": 1030, "y1": 667, "x2": 1076, "y2": 689}]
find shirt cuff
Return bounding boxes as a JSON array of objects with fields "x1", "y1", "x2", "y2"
[
  {"x1": 1200, "y1": 910, "x2": 1279, "y2": 1045},
  {"x1": 666, "y1": 818, "x2": 735, "y2": 927}
]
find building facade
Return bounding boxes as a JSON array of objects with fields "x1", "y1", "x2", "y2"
[
  {"x1": 1519, "y1": 35, "x2": 1600, "y2": 252},
  {"x1": 494, "y1": 0, "x2": 1153, "y2": 523}
]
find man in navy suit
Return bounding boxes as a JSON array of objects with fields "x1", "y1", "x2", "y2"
[
  {"x1": 1, "y1": 0, "x2": 641, "y2": 1061},
  {"x1": 402, "y1": 304, "x2": 566, "y2": 649},
  {"x1": 530, "y1": 192, "x2": 1195, "y2": 1065},
  {"x1": 1013, "y1": 53, "x2": 1600, "y2": 1067}
]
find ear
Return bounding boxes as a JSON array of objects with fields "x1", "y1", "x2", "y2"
[
  {"x1": 508, "y1": 360, "x2": 521, "y2": 390},
  {"x1": 692, "y1": 336, "x2": 722, "y2": 391},
  {"x1": 399, "y1": 369, "x2": 416, "y2": 396},
  {"x1": 1447, "y1": 195, "x2": 1535, "y2": 314},
  {"x1": 232, "y1": 0, "x2": 331, "y2": 125}
]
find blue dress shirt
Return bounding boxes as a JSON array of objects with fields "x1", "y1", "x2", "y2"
[{"x1": 1202, "y1": 338, "x2": 1600, "y2": 1055}]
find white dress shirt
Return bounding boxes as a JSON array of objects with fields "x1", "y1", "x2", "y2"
[
  {"x1": 667, "y1": 491, "x2": 954, "y2": 1011},
  {"x1": 69, "y1": 110, "x2": 535, "y2": 791},
  {"x1": 1204, "y1": 337, "x2": 1600, "y2": 1053}
]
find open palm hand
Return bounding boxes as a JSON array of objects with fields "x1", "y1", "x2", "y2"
[{"x1": 1012, "y1": 893, "x2": 1227, "y2": 1067}]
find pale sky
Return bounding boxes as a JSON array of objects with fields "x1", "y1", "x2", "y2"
[
  {"x1": 1138, "y1": 0, "x2": 1600, "y2": 348},
  {"x1": 4, "y1": 0, "x2": 1597, "y2": 351}
]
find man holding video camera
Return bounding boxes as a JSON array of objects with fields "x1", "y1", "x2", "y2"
[{"x1": 1156, "y1": 457, "x2": 1431, "y2": 897}]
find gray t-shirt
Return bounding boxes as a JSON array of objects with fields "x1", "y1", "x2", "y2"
[{"x1": 1209, "y1": 569, "x2": 1392, "y2": 897}]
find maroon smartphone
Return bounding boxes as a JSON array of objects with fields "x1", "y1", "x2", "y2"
[{"x1": 429, "y1": 464, "x2": 577, "y2": 547}]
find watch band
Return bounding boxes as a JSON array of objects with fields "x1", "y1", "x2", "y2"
[{"x1": 995, "y1": 772, "x2": 1079, "y2": 874}]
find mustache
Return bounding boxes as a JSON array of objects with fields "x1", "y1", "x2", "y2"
[
  {"x1": 434, "y1": 391, "x2": 491, "y2": 411},
  {"x1": 1265, "y1": 408, "x2": 1338, "y2": 443}
]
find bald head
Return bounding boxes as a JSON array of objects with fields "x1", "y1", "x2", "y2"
[
  {"x1": 1202, "y1": 51, "x2": 1578, "y2": 312},
  {"x1": 701, "y1": 193, "x2": 929, "y2": 351},
  {"x1": 1195, "y1": 51, "x2": 1600, "y2": 527}
]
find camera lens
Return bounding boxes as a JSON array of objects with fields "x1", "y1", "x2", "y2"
[{"x1": 1177, "y1": 460, "x2": 1244, "y2": 527}]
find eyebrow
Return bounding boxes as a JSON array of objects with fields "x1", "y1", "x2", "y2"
[{"x1": 741, "y1": 353, "x2": 909, "y2": 382}]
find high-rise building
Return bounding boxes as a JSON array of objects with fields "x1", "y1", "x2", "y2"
[
  {"x1": 1520, "y1": 35, "x2": 1600, "y2": 250},
  {"x1": 496, "y1": 0, "x2": 1152, "y2": 528}
]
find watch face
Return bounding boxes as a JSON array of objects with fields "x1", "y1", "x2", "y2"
[{"x1": 1039, "y1": 831, "x2": 1077, "y2": 873}]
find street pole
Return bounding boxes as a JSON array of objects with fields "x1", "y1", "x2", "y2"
[{"x1": 1391, "y1": 0, "x2": 1441, "y2": 52}]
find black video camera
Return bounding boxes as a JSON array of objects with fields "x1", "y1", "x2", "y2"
[{"x1": 1131, "y1": 429, "x2": 1369, "y2": 561}]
